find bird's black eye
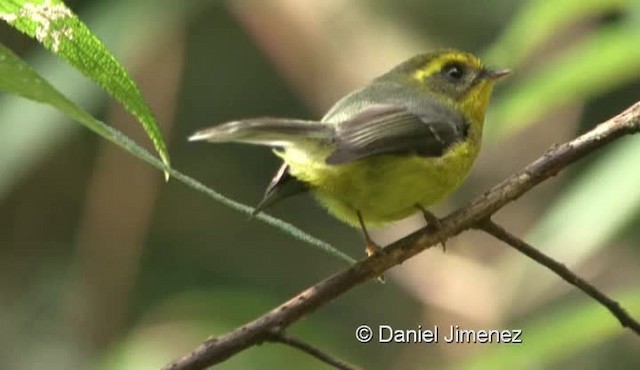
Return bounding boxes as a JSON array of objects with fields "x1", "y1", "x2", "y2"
[{"x1": 443, "y1": 62, "x2": 465, "y2": 81}]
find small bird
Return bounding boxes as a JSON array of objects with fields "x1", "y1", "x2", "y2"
[{"x1": 190, "y1": 49, "x2": 509, "y2": 257}]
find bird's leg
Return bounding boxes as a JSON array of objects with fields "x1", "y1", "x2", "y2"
[
  {"x1": 357, "y1": 211, "x2": 382, "y2": 257},
  {"x1": 357, "y1": 211, "x2": 385, "y2": 283},
  {"x1": 416, "y1": 204, "x2": 447, "y2": 251}
]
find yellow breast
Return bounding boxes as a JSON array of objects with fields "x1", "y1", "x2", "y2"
[{"x1": 279, "y1": 140, "x2": 479, "y2": 227}]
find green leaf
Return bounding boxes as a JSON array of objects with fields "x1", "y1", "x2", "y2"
[
  {"x1": 0, "y1": 0, "x2": 170, "y2": 177},
  {"x1": 0, "y1": 43, "x2": 106, "y2": 137},
  {"x1": 0, "y1": 43, "x2": 355, "y2": 265},
  {"x1": 0, "y1": 0, "x2": 201, "y2": 199}
]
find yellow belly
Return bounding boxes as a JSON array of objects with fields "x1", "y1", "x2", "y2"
[{"x1": 279, "y1": 141, "x2": 479, "y2": 227}]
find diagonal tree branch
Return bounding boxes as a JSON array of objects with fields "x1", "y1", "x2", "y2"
[
  {"x1": 163, "y1": 101, "x2": 640, "y2": 370},
  {"x1": 477, "y1": 218, "x2": 640, "y2": 335}
]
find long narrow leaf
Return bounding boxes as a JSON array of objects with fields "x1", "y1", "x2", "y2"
[
  {"x1": 0, "y1": 0, "x2": 200, "y2": 199},
  {"x1": 0, "y1": 0, "x2": 170, "y2": 176}
]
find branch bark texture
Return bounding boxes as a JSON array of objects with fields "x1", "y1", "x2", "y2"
[{"x1": 163, "y1": 101, "x2": 640, "y2": 370}]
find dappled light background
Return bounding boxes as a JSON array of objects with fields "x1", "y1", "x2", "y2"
[{"x1": 1, "y1": 0, "x2": 639, "y2": 369}]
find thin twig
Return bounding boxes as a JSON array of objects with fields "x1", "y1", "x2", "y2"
[
  {"x1": 478, "y1": 218, "x2": 640, "y2": 335},
  {"x1": 163, "y1": 101, "x2": 640, "y2": 370},
  {"x1": 266, "y1": 330, "x2": 361, "y2": 370}
]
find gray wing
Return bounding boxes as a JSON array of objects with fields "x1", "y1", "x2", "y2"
[{"x1": 325, "y1": 102, "x2": 468, "y2": 165}]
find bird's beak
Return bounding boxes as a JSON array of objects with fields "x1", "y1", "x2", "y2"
[{"x1": 485, "y1": 68, "x2": 511, "y2": 80}]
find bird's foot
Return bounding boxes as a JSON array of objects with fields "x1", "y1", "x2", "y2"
[
  {"x1": 357, "y1": 211, "x2": 385, "y2": 283},
  {"x1": 365, "y1": 240, "x2": 384, "y2": 258},
  {"x1": 416, "y1": 205, "x2": 447, "y2": 252},
  {"x1": 364, "y1": 240, "x2": 385, "y2": 284}
]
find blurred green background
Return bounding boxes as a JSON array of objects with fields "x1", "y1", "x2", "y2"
[{"x1": 1, "y1": 0, "x2": 639, "y2": 369}]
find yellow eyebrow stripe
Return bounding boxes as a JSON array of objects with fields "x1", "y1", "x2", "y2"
[{"x1": 413, "y1": 53, "x2": 483, "y2": 82}]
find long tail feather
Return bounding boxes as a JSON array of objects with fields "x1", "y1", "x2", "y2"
[{"x1": 189, "y1": 118, "x2": 333, "y2": 147}]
